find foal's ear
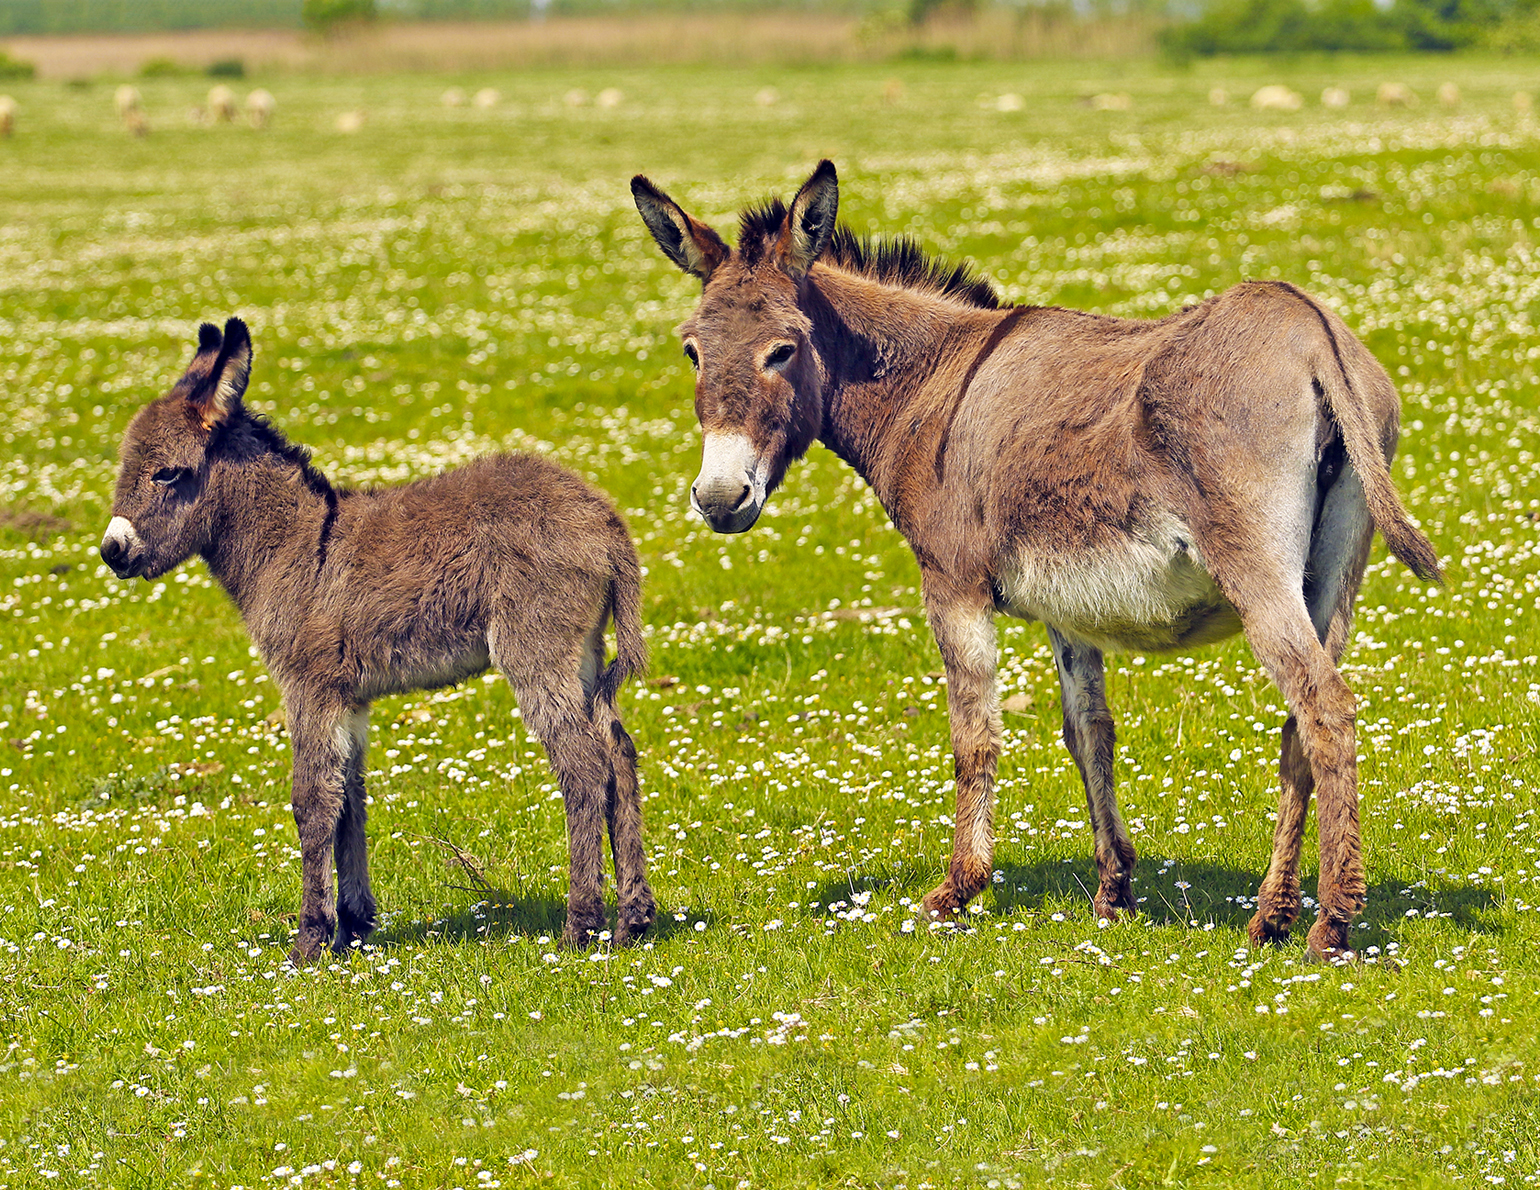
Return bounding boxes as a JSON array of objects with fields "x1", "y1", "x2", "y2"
[
  {"x1": 778, "y1": 160, "x2": 839, "y2": 279},
  {"x1": 188, "y1": 316, "x2": 252, "y2": 430},
  {"x1": 631, "y1": 174, "x2": 729, "y2": 283}
]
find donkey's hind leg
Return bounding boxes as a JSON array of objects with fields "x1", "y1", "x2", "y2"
[
  {"x1": 583, "y1": 626, "x2": 655, "y2": 944},
  {"x1": 497, "y1": 630, "x2": 612, "y2": 949},
  {"x1": 333, "y1": 705, "x2": 377, "y2": 953},
  {"x1": 601, "y1": 707, "x2": 654, "y2": 943},
  {"x1": 1249, "y1": 462, "x2": 1375, "y2": 947},
  {"x1": 1047, "y1": 627, "x2": 1137, "y2": 920}
]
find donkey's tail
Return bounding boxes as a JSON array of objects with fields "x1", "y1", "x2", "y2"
[
  {"x1": 1298, "y1": 289, "x2": 1444, "y2": 584},
  {"x1": 597, "y1": 523, "x2": 648, "y2": 708}
]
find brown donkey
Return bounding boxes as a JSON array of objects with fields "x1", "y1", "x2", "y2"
[
  {"x1": 633, "y1": 161, "x2": 1442, "y2": 959},
  {"x1": 102, "y1": 319, "x2": 655, "y2": 962}
]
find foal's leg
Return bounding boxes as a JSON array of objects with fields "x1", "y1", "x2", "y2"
[
  {"x1": 581, "y1": 624, "x2": 654, "y2": 944},
  {"x1": 1249, "y1": 465, "x2": 1375, "y2": 947},
  {"x1": 919, "y1": 578, "x2": 1001, "y2": 922},
  {"x1": 1046, "y1": 627, "x2": 1137, "y2": 920},
  {"x1": 602, "y1": 710, "x2": 654, "y2": 944},
  {"x1": 499, "y1": 645, "x2": 611, "y2": 948},
  {"x1": 286, "y1": 698, "x2": 351, "y2": 965},
  {"x1": 332, "y1": 705, "x2": 377, "y2": 953}
]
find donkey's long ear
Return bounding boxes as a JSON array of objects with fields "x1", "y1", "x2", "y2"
[
  {"x1": 188, "y1": 317, "x2": 252, "y2": 430},
  {"x1": 632, "y1": 175, "x2": 729, "y2": 283},
  {"x1": 779, "y1": 160, "x2": 839, "y2": 279}
]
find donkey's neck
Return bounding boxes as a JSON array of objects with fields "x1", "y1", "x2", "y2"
[
  {"x1": 807, "y1": 268, "x2": 999, "y2": 501},
  {"x1": 201, "y1": 440, "x2": 335, "y2": 622}
]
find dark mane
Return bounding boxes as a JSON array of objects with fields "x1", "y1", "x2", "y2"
[
  {"x1": 220, "y1": 410, "x2": 334, "y2": 497},
  {"x1": 737, "y1": 198, "x2": 1002, "y2": 310}
]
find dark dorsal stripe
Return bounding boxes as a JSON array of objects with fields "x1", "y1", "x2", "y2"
[{"x1": 933, "y1": 305, "x2": 1030, "y2": 482}]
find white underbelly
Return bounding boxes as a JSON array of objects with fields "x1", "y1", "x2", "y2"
[{"x1": 997, "y1": 531, "x2": 1240, "y2": 653}]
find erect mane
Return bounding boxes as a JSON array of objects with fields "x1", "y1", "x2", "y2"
[
  {"x1": 217, "y1": 408, "x2": 334, "y2": 498},
  {"x1": 736, "y1": 197, "x2": 1002, "y2": 310}
]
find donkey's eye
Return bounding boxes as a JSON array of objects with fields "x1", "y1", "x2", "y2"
[
  {"x1": 152, "y1": 467, "x2": 190, "y2": 488},
  {"x1": 682, "y1": 343, "x2": 699, "y2": 369},
  {"x1": 764, "y1": 343, "x2": 795, "y2": 370}
]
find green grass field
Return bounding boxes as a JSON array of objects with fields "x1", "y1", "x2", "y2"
[{"x1": 1, "y1": 55, "x2": 1538, "y2": 1187}]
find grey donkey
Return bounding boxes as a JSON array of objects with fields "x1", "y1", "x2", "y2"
[{"x1": 101, "y1": 318, "x2": 655, "y2": 962}]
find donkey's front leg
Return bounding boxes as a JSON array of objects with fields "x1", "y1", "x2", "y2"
[
  {"x1": 1047, "y1": 627, "x2": 1137, "y2": 920},
  {"x1": 919, "y1": 581, "x2": 1001, "y2": 923},
  {"x1": 333, "y1": 705, "x2": 377, "y2": 953},
  {"x1": 286, "y1": 701, "x2": 350, "y2": 965}
]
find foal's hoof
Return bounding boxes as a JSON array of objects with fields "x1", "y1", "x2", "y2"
[
  {"x1": 918, "y1": 888, "x2": 963, "y2": 926},
  {"x1": 614, "y1": 895, "x2": 656, "y2": 945},
  {"x1": 1304, "y1": 920, "x2": 1357, "y2": 964},
  {"x1": 1093, "y1": 886, "x2": 1137, "y2": 923},
  {"x1": 559, "y1": 916, "x2": 607, "y2": 950},
  {"x1": 1247, "y1": 911, "x2": 1293, "y2": 948},
  {"x1": 287, "y1": 941, "x2": 324, "y2": 968}
]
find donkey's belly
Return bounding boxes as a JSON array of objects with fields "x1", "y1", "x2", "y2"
[{"x1": 996, "y1": 533, "x2": 1241, "y2": 654}]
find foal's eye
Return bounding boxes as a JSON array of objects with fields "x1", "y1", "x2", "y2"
[
  {"x1": 152, "y1": 467, "x2": 189, "y2": 488},
  {"x1": 682, "y1": 343, "x2": 699, "y2": 369},
  {"x1": 764, "y1": 343, "x2": 795, "y2": 370}
]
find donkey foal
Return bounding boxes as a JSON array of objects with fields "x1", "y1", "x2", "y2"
[{"x1": 102, "y1": 319, "x2": 655, "y2": 963}]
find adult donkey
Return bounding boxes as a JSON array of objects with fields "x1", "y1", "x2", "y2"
[
  {"x1": 632, "y1": 161, "x2": 1441, "y2": 959},
  {"x1": 102, "y1": 319, "x2": 654, "y2": 961}
]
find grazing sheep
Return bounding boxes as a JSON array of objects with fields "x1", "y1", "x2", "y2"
[
  {"x1": 1517, "y1": 91, "x2": 1534, "y2": 113},
  {"x1": 1321, "y1": 87, "x2": 1350, "y2": 109},
  {"x1": 114, "y1": 84, "x2": 141, "y2": 123},
  {"x1": 473, "y1": 87, "x2": 500, "y2": 109},
  {"x1": 597, "y1": 87, "x2": 623, "y2": 109},
  {"x1": 1376, "y1": 82, "x2": 1417, "y2": 108},
  {"x1": 755, "y1": 86, "x2": 780, "y2": 107},
  {"x1": 245, "y1": 89, "x2": 275, "y2": 129},
  {"x1": 1251, "y1": 85, "x2": 1302, "y2": 111},
  {"x1": 335, "y1": 110, "x2": 366, "y2": 133},
  {"x1": 564, "y1": 88, "x2": 589, "y2": 107},
  {"x1": 442, "y1": 87, "x2": 466, "y2": 107},
  {"x1": 101, "y1": 319, "x2": 655, "y2": 962},
  {"x1": 1437, "y1": 83, "x2": 1461, "y2": 107},
  {"x1": 1087, "y1": 92, "x2": 1132, "y2": 111},
  {"x1": 1208, "y1": 87, "x2": 1229, "y2": 106},
  {"x1": 0, "y1": 95, "x2": 14, "y2": 138},
  {"x1": 207, "y1": 84, "x2": 238, "y2": 122}
]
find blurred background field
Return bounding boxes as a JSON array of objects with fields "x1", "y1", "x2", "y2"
[{"x1": 1, "y1": 36, "x2": 1539, "y2": 1190}]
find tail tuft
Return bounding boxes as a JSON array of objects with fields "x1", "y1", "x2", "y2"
[{"x1": 597, "y1": 526, "x2": 647, "y2": 707}]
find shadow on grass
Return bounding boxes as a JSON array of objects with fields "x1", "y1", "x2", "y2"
[
  {"x1": 808, "y1": 854, "x2": 1503, "y2": 942},
  {"x1": 374, "y1": 889, "x2": 692, "y2": 950}
]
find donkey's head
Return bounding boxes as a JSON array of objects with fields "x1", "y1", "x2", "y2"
[
  {"x1": 101, "y1": 318, "x2": 252, "y2": 580},
  {"x1": 632, "y1": 161, "x2": 840, "y2": 533}
]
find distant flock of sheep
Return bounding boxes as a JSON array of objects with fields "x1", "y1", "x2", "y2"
[
  {"x1": 107, "y1": 83, "x2": 275, "y2": 136},
  {"x1": 0, "y1": 77, "x2": 1533, "y2": 140}
]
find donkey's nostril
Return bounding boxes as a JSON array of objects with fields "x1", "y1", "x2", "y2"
[
  {"x1": 101, "y1": 539, "x2": 122, "y2": 567},
  {"x1": 729, "y1": 485, "x2": 750, "y2": 511}
]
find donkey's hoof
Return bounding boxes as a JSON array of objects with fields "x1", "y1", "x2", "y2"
[
  {"x1": 287, "y1": 941, "x2": 324, "y2": 967},
  {"x1": 1304, "y1": 920, "x2": 1357, "y2": 964},
  {"x1": 1093, "y1": 885, "x2": 1137, "y2": 922},
  {"x1": 918, "y1": 888, "x2": 962, "y2": 925},
  {"x1": 1248, "y1": 911, "x2": 1293, "y2": 948},
  {"x1": 614, "y1": 896, "x2": 656, "y2": 945},
  {"x1": 560, "y1": 916, "x2": 606, "y2": 950}
]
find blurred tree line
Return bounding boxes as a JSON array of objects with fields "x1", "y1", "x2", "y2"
[
  {"x1": 4, "y1": 0, "x2": 1540, "y2": 51},
  {"x1": 1161, "y1": 0, "x2": 1540, "y2": 53}
]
